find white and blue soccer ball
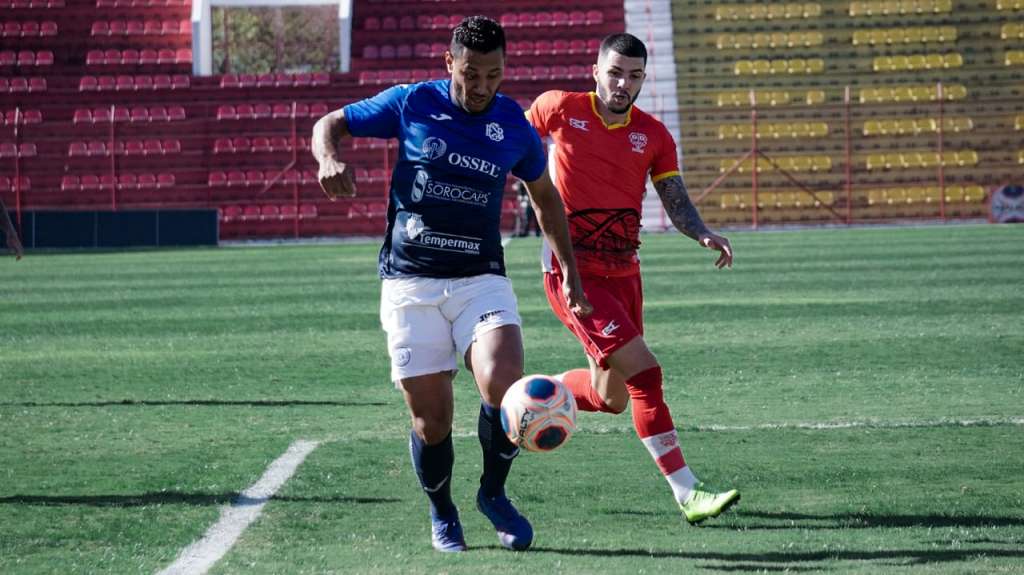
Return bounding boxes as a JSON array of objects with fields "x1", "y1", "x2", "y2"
[{"x1": 500, "y1": 375, "x2": 577, "y2": 452}]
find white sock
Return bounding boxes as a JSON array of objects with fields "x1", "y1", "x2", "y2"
[{"x1": 639, "y1": 430, "x2": 700, "y2": 504}]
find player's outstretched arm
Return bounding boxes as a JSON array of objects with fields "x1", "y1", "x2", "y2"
[
  {"x1": 311, "y1": 109, "x2": 358, "y2": 200},
  {"x1": 0, "y1": 197, "x2": 23, "y2": 260},
  {"x1": 654, "y1": 174, "x2": 733, "y2": 269},
  {"x1": 523, "y1": 170, "x2": 592, "y2": 318}
]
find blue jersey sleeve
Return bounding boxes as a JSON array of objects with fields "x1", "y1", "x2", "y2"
[
  {"x1": 511, "y1": 124, "x2": 547, "y2": 182},
  {"x1": 343, "y1": 84, "x2": 413, "y2": 139}
]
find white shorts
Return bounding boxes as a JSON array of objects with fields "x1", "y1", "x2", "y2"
[{"x1": 380, "y1": 274, "x2": 522, "y2": 382}]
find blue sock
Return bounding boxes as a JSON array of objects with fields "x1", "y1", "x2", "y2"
[
  {"x1": 478, "y1": 402, "x2": 519, "y2": 498},
  {"x1": 409, "y1": 430, "x2": 456, "y2": 519}
]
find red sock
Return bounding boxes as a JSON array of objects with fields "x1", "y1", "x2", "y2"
[
  {"x1": 558, "y1": 369, "x2": 618, "y2": 413},
  {"x1": 626, "y1": 366, "x2": 675, "y2": 439}
]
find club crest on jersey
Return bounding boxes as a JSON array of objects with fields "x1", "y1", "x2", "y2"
[
  {"x1": 421, "y1": 137, "x2": 447, "y2": 160},
  {"x1": 628, "y1": 132, "x2": 648, "y2": 154},
  {"x1": 486, "y1": 122, "x2": 504, "y2": 142}
]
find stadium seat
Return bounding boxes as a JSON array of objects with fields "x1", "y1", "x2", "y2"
[
  {"x1": 221, "y1": 205, "x2": 243, "y2": 222},
  {"x1": 208, "y1": 171, "x2": 227, "y2": 186},
  {"x1": 299, "y1": 204, "x2": 318, "y2": 219},
  {"x1": 61, "y1": 175, "x2": 79, "y2": 192},
  {"x1": 241, "y1": 205, "x2": 261, "y2": 221},
  {"x1": 260, "y1": 205, "x2": 280, "y2": 220}
]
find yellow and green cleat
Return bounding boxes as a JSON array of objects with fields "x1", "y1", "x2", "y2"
[{"x1": 679, "y1": 483, "x2": 741, "y2": 525}]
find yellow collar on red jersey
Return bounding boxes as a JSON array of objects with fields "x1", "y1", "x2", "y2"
[{"x1": 589, "y1": 92, "x2": 633, "y2": 130}]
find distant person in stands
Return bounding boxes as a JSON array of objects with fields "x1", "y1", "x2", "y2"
[
  {"x1": 514, "y1": 180, "x2": 540, "y2": 237},
  {"x1": 1, "y1": 196, "x2": 23, "y2": 260},
  {"x1": 525, "y1": 33, "x2": 738, "y2": 525},
  {"x1": 311, "y1": 15, "x2": 590, "y2": 553}
]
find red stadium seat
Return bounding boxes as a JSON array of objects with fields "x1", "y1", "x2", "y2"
[
  {"x1": 221, "y1": 205, "x2": 242, "y2": 222},
  {"x1": 140, "y1": 49, "x2": 158, "y2": 65},
  {"x1": 241, "y1": 205, "x2": 261, "y2": 221},
  {"x1": 36, "y1": 50, "x2": 53, "y2": 65},
  {"x1": 121, "y1": 49, "x2": 139, "y2": 65},
  {"x1": 245, "y1": 170, "x2": 264, "y2": 186},
  {"x1": 299, "y1": 204, "x2": 318, "y2": 219},
  {"x1": 257, "y1": 73, "x2": 275, "y2": 87},
  {"x1": 585, "y1": 10, "x2": 604, "y2": 25},
  {"x1": 61, "y1": 175, "x2": 80, "y2": 191},
  {"x1": 535, "y1": 12, "x2": 553, "y2": 27},
  {"x1": 115, "y1": 75, "x2": 134, "y2": 90},
  {"x1": 236, "y1": 104, "x2": 254, "y2": 119},
  {"x1": 216, "y1": 105, "x2": 236, "y2": 120},
  {"x1": 364, "y1": 17, "x2": 380, "y2": 31},
  {"x1": 118, "y1": 174, "x2": 138, "y2": 189},
  {"x1": 134, "y1": 75, "x2": 153, "y2": 90},
  {"x1": 157, "y1": 173, "x2": 175, "y2": 188},
  {"x1": 213, "y1": 138, "x2": 233, "y2": 154},
  {"x1": 272, "y1": 104, "x2": 290, "y2": 118},
  {"x1": 130, "y1": 106, "x2": 148, "y2": 122},
  {"x1": 81, "y1": 175, "x2": 101, "y2": 191},
  {"x1": 280, "y1": 204, "x2": 297, "y2": 219},
  {"x1": 74, "y1": 109, "x2": 92, "y2": 124},
  {"x1": 171, "y1": 75, "x2": 189, "y2": 89},
  {"x1": 294, "y1": 73, "x2": 312, "y2": 87},
  {"x1": 162, "y1": 139, "x2": 180, "y2": 154},
  {"x1": 260, "y1": 205, "x2": 280, "y2": 220},
  {"x1": 252, "y1": 137, "x2": 271, "y2": 153},
  {"x1": 143, "y1": 140, "x2": 162, "y2": 155},
  {"x1": 168, "y1": 106, "x2": 185, "y2": 121},
  {"x1": 269, "y1": 136, "x2": 289, "y2": 152},
  {"x1": 137, "y1": 173, "x2": 157, "y2": 188},
  {"x1": 149, "y1": 106, "x2": 168, "y2": 122},
  {"x1": 227, "y1": 171, "x2": 246, "y2": 187},
  {"x1": 208, "y1": 171, "x2": 227, "y2": 186},
  {"x1": 220, "y1": 74, "x2": 239, "y2": 88},
  {"x1": 69, "y1": 141, "x2": 88, "y2": 156},
  {"x1": 88, "y1": 141, "x2": 106, "y2": 156},
  {"x1": 231, "y1": 136, "x2": 250, "y2": 152},
  {"x1": 254, "y1": 103, "x2": 271, "y2": 119},
  {"x1": 79, "y1": 76, "x2": 99, "y2": 91},
  {"x1": 124, "y1": 140, "x2": 145, "y2": 155},
  {"x1": 157, "y1": 49, "x2": 175, "y2": 64},
  {"x1": 152, "y1": 74, "x2": 171, "y2": 90},
  {"x1": 86, "y1": 50, "x2": 104, "y2": 65},
  {"x1": 40, "y1": 21, "x2": 57, "y2": 36}
]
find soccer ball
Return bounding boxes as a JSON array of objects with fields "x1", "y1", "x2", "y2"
[{"x1": 500, "y1": 375, "x2": 577, "y2": 452}]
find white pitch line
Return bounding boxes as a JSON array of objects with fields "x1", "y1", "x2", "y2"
[{"x1": 157, "y1": 440, "x2": 320, "y2": 575}]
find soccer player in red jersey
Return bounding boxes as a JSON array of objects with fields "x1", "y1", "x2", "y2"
[{"x1": 525, "y1": 33, "x2": 739, "y2": 524}]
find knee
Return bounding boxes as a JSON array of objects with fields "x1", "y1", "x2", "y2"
[
  {"x1": 476, "y1": 364, "x2": 524, "y2": 407},
  {"x1": 412, "y1": 412, "x2": 452, "y2": 445},
  {"x1": 601, "y1": 394, "x2": 629, "y2": 414}
]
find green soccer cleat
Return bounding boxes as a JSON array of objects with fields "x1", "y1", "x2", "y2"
[{"x1": 679, "y1": 483, "x2": 740, "y2": 525}]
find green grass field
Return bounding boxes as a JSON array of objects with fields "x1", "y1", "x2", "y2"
[{"x1": 2, "y1": 224, "x2": 1023, "y2": 574}]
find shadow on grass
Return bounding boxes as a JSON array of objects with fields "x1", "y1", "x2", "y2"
[
  {"x1": 709, "y1": 510, "x2": 1024, "y2": 530},
  {"x1": 527, "y1": 545, "x2": 1024, "y2": 569},
  {"x1": 0, "y1": 400, "x2": 388, "y2": 408},
  {"x1": 0, "y1": 492, "x2": 401, "y2": 507}
]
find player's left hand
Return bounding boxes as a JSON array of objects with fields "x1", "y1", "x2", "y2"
[
  {"x1": 699, "y1": 233, "x2": 733, "y2": 269},
  {"x1": 562, "y1": 274, "x2": 593, "y2": 318}
]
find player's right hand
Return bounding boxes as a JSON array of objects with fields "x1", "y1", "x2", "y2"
[{"x1": 317, "y1": 159, "x2": 357, "y2": 201}]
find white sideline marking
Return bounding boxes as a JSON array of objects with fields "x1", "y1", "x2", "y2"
[{"x1": 157, "y1": 440, "x2": 320, "y2": 575}]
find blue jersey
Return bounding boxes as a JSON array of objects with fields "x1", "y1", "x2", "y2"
[{"x1": 343, "y1": 80, "x2": 547, "y2": 278}]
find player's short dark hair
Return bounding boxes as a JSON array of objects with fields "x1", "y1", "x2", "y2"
[
  {"x1": 450, "y1": 15, "x2": 506, "y2": 58},
  {"x1": 599, "y1": 33, "x2": 647, "y2": 65}
]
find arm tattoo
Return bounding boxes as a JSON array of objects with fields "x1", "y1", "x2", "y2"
[{"x1": 654, "y1": 175, "x2": 710, "y2": 241}]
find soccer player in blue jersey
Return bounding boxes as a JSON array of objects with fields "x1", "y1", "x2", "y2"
[{"x1": 311, "y1": 16, "x2": 590, "y2": 553}]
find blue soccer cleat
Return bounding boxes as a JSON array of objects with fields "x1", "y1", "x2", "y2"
[
  {"x1": 476, "y1": 489, "x2": 534, "y2": 550},
  {"x1": 430, "y1": 512, "x2": 467, "y2": 553}
]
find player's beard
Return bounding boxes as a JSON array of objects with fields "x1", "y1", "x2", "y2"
[{"x1": 605, "y1": 86, "x2": 642, "y2": 114}]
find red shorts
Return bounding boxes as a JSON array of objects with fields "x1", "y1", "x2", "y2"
[{"x1": 543, "y1": 271, "x2": 643, "y2": 369}]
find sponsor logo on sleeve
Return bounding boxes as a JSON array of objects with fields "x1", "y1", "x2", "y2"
[{"x1": 569, "y1": 118, "x2": 589, "y2": 131}]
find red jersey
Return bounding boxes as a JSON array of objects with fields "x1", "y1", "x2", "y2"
[{"x1": 527, "y1": 90, "x2": 680, "y2": 277}]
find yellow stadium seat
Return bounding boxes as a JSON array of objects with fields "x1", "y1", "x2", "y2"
[
  {"x1": 867, "y1": 189, "x2": 886, "y2": 204},
  {"x1": 955, "y1": 150, "x2": 979, "y2": 166},
  {"x1": 944, "y1": 84, "x2": 967, "y2": 100},
  {"x1": 864, "y1": 120, "x2": 882, "y2": 135},
  {"x1": 806, "y1": 31, "x2": 824, "y2": 46},
  {"x1": 771, "y1": 59, "x2": 790, "y2": 74},
  {"x1": 901, "y1": 27, "x2": 922, "y2": 43},
  {"x1": 1015, "y1": 115, "x2": 1024, "y2": 130},
  {"x1": 924, "y1": 186, "x2": 942, "y2": 203},
  {"x1": 944, "y1": 53, "x2": 963, "y2": 68},
  {"x1": 806, "y1": 90, "x2": 825, "y2": 105},
  {"x1": 887, "y1": 188, "x2": 908, "y2": 204},
  {"x1": 939, "y1": 26, "x2": 957, "y2": 42},
  {"x1": 943, "y1": 185, "x2": 964, "y2": 203},
  {"x1": 905, "y1": 187, "x2": 928, "y2": 204},
  {"x1": 756, "y1": 192, "x2": 777, "y2": 209},
  {"x1": 852, "y1": 30, "x2": 870, "y2": 45},
  {"x1": 750, "y1": 5, "x2": 768, "y2": 18},
  {"x1": 753, "y1": 60, "x2": 772, "y2": 74},
  {"x1": 768, "y1": 4, "x2": 788, "y2": 19},
  {"x1": 873, "y1": 57, "x2": 893, "y2": 72},
  {"x1": 804, "y1": 2, "x2": 822, "y2": 17},
  {"x1": 720, "y1": 192, "x2": 741, "y2": 209},
  {"x1": 1007, "y1": 51, "x2": 1024, "y2": 66},
  {"x1": 718, "y1": 124, "x2": 736, "y2": 139},
  {"x1": 850, "y1": 1, "x2": 865, "y2": 16},
  {"x1": 924, "y1": 54, "x2": 944, "y2": 69},
  {"x1": 933, "y1": 0, "x2": 952, "y2": 12},
  {"x1": 963, "y1": 186, "x2": 985, "y2": 202},
  {"x1": 894, "y1": 118, "x2": 915, "y2": 135},
  {"x1": 812, "y1": 156, "x2": 832, "y2": 171},
  {"x1": 735, "y1": 61, "x2": 753, "y2": 75}
]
